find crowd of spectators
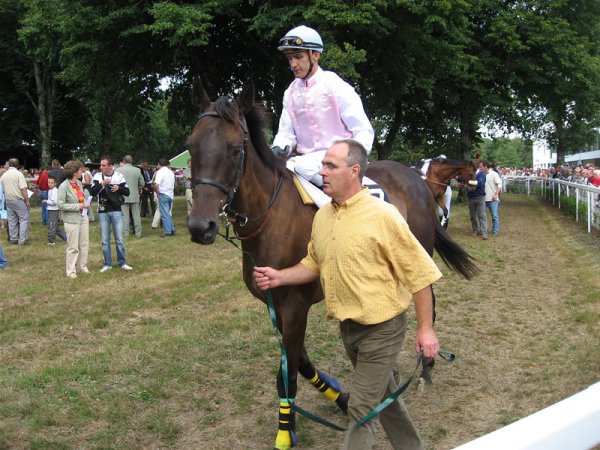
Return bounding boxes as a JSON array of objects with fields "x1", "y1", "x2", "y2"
[
  {"x1": 498, "y1": 163, "x2": 600, "y2": 187},
  {"x1": 0, "y1": 155, "x2": 190, "y2": 274}
]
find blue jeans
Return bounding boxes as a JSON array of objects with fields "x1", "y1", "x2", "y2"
[
  {"x1": 0, "y1": 244, "x2": 8, "y2": 269},
  {"x1": 40, "y1": 190, "x2": 48, "y2": 225},
  {"x1": 158, "y1": 193, "x2": 174, "y2": 234},
  {"x1": 99, "y1": 211, "x2": 126, "y2": 267},
  {"x1": 486, "y1": 200, "x2": 500, "y2": 234}
]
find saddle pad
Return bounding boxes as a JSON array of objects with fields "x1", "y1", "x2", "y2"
[{"x1": 291, "y1": 171, "x2": 316, "y2": 205}]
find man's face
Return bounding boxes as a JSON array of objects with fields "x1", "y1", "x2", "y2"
[
  {"x1": 100, "y1": 159, "x2": 113, "y2": 176},
  {"x1": 284, "y1": 50, "x2": 319, "y2": 79},
  {"x1": 319, "y1": 143, "x2": 356, "y2": 199}
]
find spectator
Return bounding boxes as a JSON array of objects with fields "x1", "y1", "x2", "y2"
[
  {"x1": 89, "y1": 156, "x2": 132, "y2": 272},
  {"x1": 183, "y1": 158, "x2": 193, "y2": 217},
  {"x1": 153, "y1": 158, "x2": 175, "y2": 237},
  {"x1": 58, "y1": 160, "x2": 90, "y2": 279},
  {"x1": 467, "y1": 161, "x2": 488, "y2": 240},
  {"x1": 37, "y1": 166, "x2": 50, "y2": 225},
  {"x1": 44, "y1": 175, "x2": 67, "y2": 245},
  {"x1": 81, "y1": 165, "x2": 95, "y2": 222},
  {"x1": 116, "y1": 155, "x2": 145, "y2": 238},
  {"x1": 139, "y1": 162, "x2": 156, "y2": 218},
  {"x1": 48, "y1": 159, "x2": 66, "y2": 187},
  {"x1": 0, "y1": 241, "x2": 7, "y2": 269},
  {"x1": 483, "y1": 161, "x2": 502, "y2": 236},
  {"x1": 1, "y1": 158, "x2": 30, "y2": 245}
]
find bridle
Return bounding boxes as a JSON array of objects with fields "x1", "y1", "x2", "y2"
[{"x1": 190, "y1": 108, "x2": 284, "y2": 239}]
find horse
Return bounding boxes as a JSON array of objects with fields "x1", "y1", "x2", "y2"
[
  {"x1": 186, "y1": 78, "x2": 478, "y2": 450},
  {"x1": 422, "y1": 158, "x2": 476, "y2": 226}
]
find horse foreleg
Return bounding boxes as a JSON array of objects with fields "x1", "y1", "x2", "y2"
[
  {"x1": 298, "y1": 347, "x2": 348, "y2": 412},
  {"x1": 273, "y1": 304, "x2": 308, "y2": 450}
]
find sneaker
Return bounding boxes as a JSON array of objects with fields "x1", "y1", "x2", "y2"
[
  {"x1": 120, "y1": 264, "x2": 133, "y2": 271},
  {"x1": 482, "y1": 235, "x2": 488, "y2": 240},
  {"x1": 48, "y1": 242, "x2": 56, "y2": 246},
  {"x1": 68, "y1": 273, "x2": 77, "y2": 279},
  {"x1": 79, "y1": 267, "x2": 90, "y2": 274},
  {"x1": 99, "y1": 266, "x2": 112, "y2": 273}
]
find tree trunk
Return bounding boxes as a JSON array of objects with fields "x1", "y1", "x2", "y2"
[
  {"x1": 31, "y1": 59, "x2": 53, "y2": 167},
  {"x1": 374, "y1": 101, "x2": 403, "y2": 161}
]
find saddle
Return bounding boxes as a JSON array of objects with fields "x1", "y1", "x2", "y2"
[{"x1": 290, "y1": 170, "x2": 389, "y2": 207}]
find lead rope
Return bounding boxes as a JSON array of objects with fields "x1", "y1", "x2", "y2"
[{"x1": 217, "y1": 228, "x2": 455, "y2": 431}]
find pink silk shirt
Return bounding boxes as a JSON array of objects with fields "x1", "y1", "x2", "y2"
[{"x1": 272, "y1": 68, "x2": 374, "y2": 155}]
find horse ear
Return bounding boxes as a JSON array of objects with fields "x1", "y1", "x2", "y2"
[
  {"x1": 237, "y1": 80, "x2": 255, "y2": 113},
  {"x1": 192, "y1": 77, "x2": 211, "y2": 111}
]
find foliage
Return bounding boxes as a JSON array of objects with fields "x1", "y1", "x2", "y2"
[
  {"x1": 476, "y1": 137, "x2": 533, "y2": 168},
  {"x1": 0, "y1": 0, "x2": 599, "y2": 167}
]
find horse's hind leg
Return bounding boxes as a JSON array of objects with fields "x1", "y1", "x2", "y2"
[{"x1": 298, "y1": 346, "x2": 348, "y2": 412}]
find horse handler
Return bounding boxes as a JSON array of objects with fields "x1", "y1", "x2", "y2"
[{"x1": 253, "y1": 139, "x2": 442, "y2": 450}]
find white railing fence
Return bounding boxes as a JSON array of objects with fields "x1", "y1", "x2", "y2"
[
  {"x1": 502, "y1": 176, "x2": 600, "y2": 233},
  {"x1": 454, "y1": 382, "x2": 600, "y2": 450}
]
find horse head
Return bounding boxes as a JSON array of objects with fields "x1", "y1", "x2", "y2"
[{"x1": 187, "y1": 77, "x2": 255, "y2": 244}]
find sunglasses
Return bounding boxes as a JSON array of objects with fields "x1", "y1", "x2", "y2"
[{"x1": 278, "y1": 36, "x2": 321, "y2": 50}]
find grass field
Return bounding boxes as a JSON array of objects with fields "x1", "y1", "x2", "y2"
[{"x1": 1, "y1": 194, "x2": 599, "y2": 449}]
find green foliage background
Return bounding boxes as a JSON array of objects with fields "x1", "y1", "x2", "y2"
[{"x1": 0, "y1": 0, "x2": 599, "y2": 166}]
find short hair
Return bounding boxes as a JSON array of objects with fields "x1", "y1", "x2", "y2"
[
  {"x1": 48, "y1": 175, "x2": 57, "y2": 182},
  {"x1": 158, "y1": 157, "x2": 169, "y2": 167},
  {"x1": 8, "y1": 158, "x2": 19, "y2": 168},
  {"x1": 123, "y1": 155, "x2": 133, "y2": 164},
  {"x1": 51, "y1": 159, "x2": 61, "y2": 168},
  {"x1": 335, "y1": 139, "x2": 368, "y2": 179},
  {"x1": 64, "y1": 160, "x2": 83, "y2": 179},
  {"x1": 481, "y1": 160, "x2": 491, "y2": 168},
  {"x1": 100, "y1": 155, "x2": 113, "y2": 166}
]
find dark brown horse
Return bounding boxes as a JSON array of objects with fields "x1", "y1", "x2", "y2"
[
  {"x1": 187, "y1": 79, "x2": 477, "y2": 450},
  {"x1": 423, "y1": 158, "x2": 476, "y2": 224}
]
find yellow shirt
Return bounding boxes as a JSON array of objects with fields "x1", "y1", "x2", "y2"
[{"x1": 301, "y1": 188, "x2": 442, "y2": 325}]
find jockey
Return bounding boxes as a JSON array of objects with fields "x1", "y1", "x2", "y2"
[{"x1": 272, "y1": 25, "x2": 375, "y2": 206}]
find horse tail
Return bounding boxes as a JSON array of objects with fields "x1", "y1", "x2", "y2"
[{"x1": 434, "y1": 220, "x2": 479, "y2": 280}]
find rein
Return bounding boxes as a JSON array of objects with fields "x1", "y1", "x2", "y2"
[{"x1": 425, "y1": 177, "x2": 450, "y2": 187}]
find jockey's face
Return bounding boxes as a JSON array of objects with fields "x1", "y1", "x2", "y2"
[{"x1": 284, "y1": 50, "x2": 320, "y2": 79}]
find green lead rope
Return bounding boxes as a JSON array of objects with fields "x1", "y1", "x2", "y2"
[{"x1": 266, "y1": 290, "x2": 455, "y2": 431}]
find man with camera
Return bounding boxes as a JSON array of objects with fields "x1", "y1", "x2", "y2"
[{"x1": 89, "y1": 156, "x2": 132, "y2": 272}]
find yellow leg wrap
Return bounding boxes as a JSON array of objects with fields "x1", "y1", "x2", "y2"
[
  {"x1": 275, "y1": 429, "x2": 293, "y2": 450},
  {"x1": 309, "y1": 373, "x2": 340, "y2": 402},
  {"x1": 275, "y1": 401, "x2": 295, "y2": 449}
]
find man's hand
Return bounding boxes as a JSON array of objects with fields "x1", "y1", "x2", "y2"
[
  {"x1": 415, "y1": 327, "x2": 439, "y2": 359},
  {"x1": 253, "y1": 266, "x2": 282, "y2": 291}
]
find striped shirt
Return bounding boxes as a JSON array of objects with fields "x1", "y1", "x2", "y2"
[{"x1": 301, "y1": 188, "x2": 442, "y2": 325}]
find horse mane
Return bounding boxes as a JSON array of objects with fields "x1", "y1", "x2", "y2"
[
  {"x1": 243, "y1": 101, "x2": 290, "y2": 180},
  {"x1": 432, "y1": 157, "x2": 473, "y2": 167},
  {"x1": 212, "y1": 96, "x2": 289, "y2": 179}
]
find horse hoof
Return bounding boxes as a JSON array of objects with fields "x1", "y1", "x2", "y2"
[
  {"x1": 416, "y1": 377, "x2": 431, "y2": 393},
  {"x1": 336, "y1": 392, "x2": 349, "y2": 413},
  {"x1": 274, "y1": 429, "x2": 297, "y2": 449}
]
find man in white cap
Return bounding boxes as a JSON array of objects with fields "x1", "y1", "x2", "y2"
[{"x1": 272, "y1": 25, "x2": 375, "y2": 206}]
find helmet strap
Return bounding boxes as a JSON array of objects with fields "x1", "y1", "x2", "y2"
[{"x1": 303, "y1": 50, "x2": 314, "y2": 80}]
